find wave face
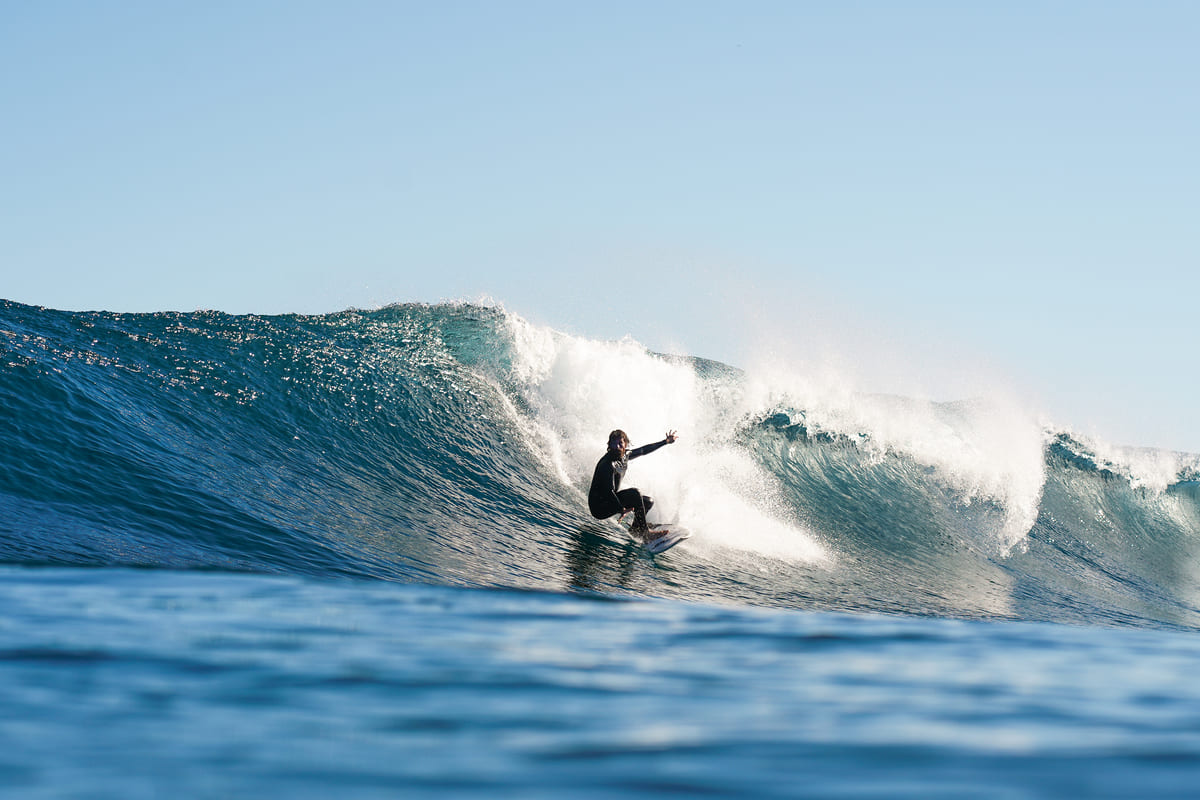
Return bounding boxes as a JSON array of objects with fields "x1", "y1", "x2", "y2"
[{"x1": 3, "y1": 299, "x2": 1199, "y2": 628}]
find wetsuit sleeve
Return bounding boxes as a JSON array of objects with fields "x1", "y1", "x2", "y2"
[{"x1": 628, "y1": 439, "x2": 670, "y2": 459}]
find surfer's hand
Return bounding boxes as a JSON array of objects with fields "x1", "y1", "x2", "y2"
[{"x1": 665, "y1": 430, "x2": 678, "y2": 443}]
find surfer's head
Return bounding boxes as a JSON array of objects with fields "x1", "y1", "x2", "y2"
[{"x1": 607, "y1": 430, "x2": 629, "y2": 453}]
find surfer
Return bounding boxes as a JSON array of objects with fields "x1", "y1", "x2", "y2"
[{"x1": 588, "y1": 428, "x2": 678, "y2": 539}]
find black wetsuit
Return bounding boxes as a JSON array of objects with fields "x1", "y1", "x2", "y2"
[{"x1": 587, "y1": 439, "x2": 671, "y2": 529}]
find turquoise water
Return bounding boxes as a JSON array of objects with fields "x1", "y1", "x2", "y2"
[{"x1": 3, "y1": 299, "x2": 1200, "y2": 796}]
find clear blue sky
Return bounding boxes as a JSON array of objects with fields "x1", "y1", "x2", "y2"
[{"x1": 2, "y1": 2, "x2": 1196, "y2": 452}]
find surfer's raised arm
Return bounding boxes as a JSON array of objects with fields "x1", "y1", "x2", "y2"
[{"x1": 627, "y1": 430, "x2": 678, "y2": 459}]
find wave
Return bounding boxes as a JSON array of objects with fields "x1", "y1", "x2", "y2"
[{"x1": 2, "y1": 298, "x2": 1198, "y2": 628}]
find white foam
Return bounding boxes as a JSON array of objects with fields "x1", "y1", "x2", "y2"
[
  {"x1": 501, "y1": 313, "x2": 829, "y2": 563},
  {"x1": 1066, "y1": 432, "x2": 1200, "y2": 493},
  {"x1": 739, "y1": 358, "x2": 1050, "y2": 554}
]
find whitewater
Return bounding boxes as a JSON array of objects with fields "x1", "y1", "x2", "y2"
[{"x1": 3, "y1": 298, "x2": 1200, "y2": 798}]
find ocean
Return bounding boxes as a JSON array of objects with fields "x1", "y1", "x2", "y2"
[{"x1": 2, "y1": 298, "x2": 1199, "y2": 797}]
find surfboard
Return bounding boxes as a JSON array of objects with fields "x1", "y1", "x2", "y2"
[{"x1": 629, "y1": 524, "x2": 691, "y2": 554}]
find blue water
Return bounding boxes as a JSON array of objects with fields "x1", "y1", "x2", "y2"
[{"x1": 3, "y1": 299, "x2": 1200, "y2": 797}]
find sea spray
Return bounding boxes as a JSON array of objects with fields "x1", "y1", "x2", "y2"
[
  {"x1": 736, "y1": 359, "x2": 1049, "y2": 555},
  {"x1": 500, "y1": 313, "x2": 828, "y2": 562}
]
